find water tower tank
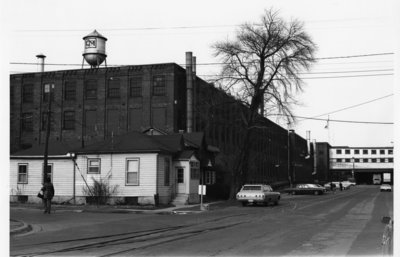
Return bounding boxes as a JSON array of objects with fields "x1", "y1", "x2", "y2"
[{"x1": 82, "y1": 30, "x2": 107, "y2": 68}]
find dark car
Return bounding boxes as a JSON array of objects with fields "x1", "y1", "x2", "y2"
[{"x1": 285, "y1": 183, "x2": 326, "y2": 195}]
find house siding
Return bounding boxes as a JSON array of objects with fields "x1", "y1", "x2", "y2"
[
  {"x1": 74, "y1": 153, "x2": 159, "y2": 204},
  {"x1": 10, "y1": 158, "x2": 75, "y2": 203}
]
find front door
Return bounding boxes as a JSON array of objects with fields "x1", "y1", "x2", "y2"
[{"x1": 176, "y1": 167, "x2": 185, "y2": 194}]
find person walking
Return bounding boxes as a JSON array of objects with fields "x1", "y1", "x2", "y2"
[
  {"x1": 41, "y1": 177, "x2": 55, "y2": 214},
  {"x1": 330, "y1": 182, "x2": 336, "y2": 194}
]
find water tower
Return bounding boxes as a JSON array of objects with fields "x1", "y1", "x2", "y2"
[{"x1": 82, "y1": 30, "x2": 107, "y2": 68}]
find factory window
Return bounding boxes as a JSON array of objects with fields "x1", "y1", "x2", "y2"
[
  {"x1": 336, "y1": 159, "x2": 342, "y2": 163},
  {"x1": 152, "y1": 75, "x2": 166, "y2": 96},
  {"x1": 85, "y1": 80, "x2": 97, "y2": 99},
  {"x1": 164, "y1": 158, "x2": 170, "y2": 186},
  {"x1": 336, "y1": 149, "x2": 342, "y2": 154},
  {"x1": 388, "y1": 158, "x2": 393, "y2": 163},
  {"x1": 22, "y1": 84, "x2": 34, "y2": 103},
  {"x1": 41, "y1": 112, "x2": 55, "y2": 131},
  {"x1": 130, "y1": 76, "x2": 142, "y2": 97},
  {"x1": 43, "y1": 84, "x2": 55, "y2": 102},
  {"x1": 87, "y1": 159, "x2": 101, "y2": 174},
  {"x1": 345, "y1": 149, "x2": 350, "y2": 154},
  {"x1": 64, "y1": 81, "x2": 76, "y2": 101},
  {"x1": 380, "y1": 149, "x2": 385, "y2": 154},
  {"x1": 363, "y1": 149, "x2": 368, "y2": 154},
  {"x1": 21, "y1": 113, "x2": 33, "y2": 132},
  {"x1": 380, "y1": 158, "x2": 385, "y2": 163},
  {"x1": 18, "y1": 164, "x2": 28, "y2": 184},
  {"x1": 107, "y1": 78, "x2": 120, "y2": 98},
  {"x1": 126, "y1": 159, "x2": 140, "y2": 185},
  {"x1": 371, "y1": 158, "x2": 377, "y2": 163},
  {"x1": 354, "y1": 158, "x2": 360, "y2": 163},
  {"x1": 371, "y1": 149, "x2": 377, "y2": 154},
  {"x1": 388, "y1": 149, "x2": 393, "y2": 155},
  {"x1": 63, "y1": 111, "x2": 75, "y2": 130},
  {"x1": 345, "y1": 159, "x2": 351, "y2": 162},
  {"x1": 354, "y1": 149, "x2": 360, "y2": 154}
]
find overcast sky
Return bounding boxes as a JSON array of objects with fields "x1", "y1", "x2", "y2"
[{"x1": 2, "y1": 0, "x2": 398, "y2": 147}]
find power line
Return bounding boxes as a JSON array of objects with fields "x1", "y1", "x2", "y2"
[
  {"x1": 300, "y1": 73, "x2": 393, "y2": 79},
  {"x1": 268, "y1": 114, "x2": 393, "y2": 125},
  {"x1": 303, "y1": 94, "x2": 394, "y2": 120}
]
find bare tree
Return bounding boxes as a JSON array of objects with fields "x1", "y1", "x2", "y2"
[{"x1": 212, "y1": 9, "x2": 316, "y2": 197}]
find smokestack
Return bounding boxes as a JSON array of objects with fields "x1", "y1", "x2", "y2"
[
  {"x1": 306, "y1": 131, "x2": 311, "y2": 158},
  {"x1": 312, "y1": 139, "x2": 317, "y2": 175},
  {"x1": 36, "y1": 53, "x2": 46, "y2": 72},
  {"x1": 186, "y1": 52, "x2": 193, "y2": 133}
]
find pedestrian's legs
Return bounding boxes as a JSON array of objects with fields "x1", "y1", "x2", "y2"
[
  {"x1": 47, "y1": 199, "x2": 52, "y2": 214},
  {"x1": 42, "y1": 199, "x2": 47, "y2": 213}
]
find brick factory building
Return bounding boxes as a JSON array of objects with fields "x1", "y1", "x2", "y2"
[{"x1": 10, "y1": 51, "x2": 314, "y2": 197}]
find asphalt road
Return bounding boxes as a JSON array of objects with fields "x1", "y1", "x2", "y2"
[{"x1": 10, "y1": 185, "x2": 393, "y2": 256}]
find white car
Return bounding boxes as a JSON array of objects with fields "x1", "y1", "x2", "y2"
[
  {"x1": 380, "y1": 184, "x2": 392, "y2": 192},
  {"x1": 236, "y1": 184, "x2": 280, "y2": 206}
]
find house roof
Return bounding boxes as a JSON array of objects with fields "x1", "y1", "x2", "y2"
[
  {"x1": 11, "y1": 141, "x2": 76, "y2": 157},
  {"x1": 182, "y1": 132, "x2": 204, "y2": 148},
  {"x1": 73, "y1": 131, "x2": 181, "y2": 154}
]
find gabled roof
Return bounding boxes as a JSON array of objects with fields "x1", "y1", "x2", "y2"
[
  {"x1": 151, "y1": 134, "x2": 184, "y2": 152},
  {"x1": 73, "y1": 131, "x2": 180, "y2": 154},
  {"x1": 182, "y1": 132, "x2": 204, "y2": 148},
  {"x1": 11, "y1": 141, "x2": 76, "y2": 157},
  {"x1": 175, "y1": 150, "x2": 197, "y2": 160}
]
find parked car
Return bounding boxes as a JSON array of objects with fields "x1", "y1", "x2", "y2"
[
  {"x1": 380, "y1": 184, "x2": 392, "y2": 192},
  {"x1": 236, "y1": 184, "x2": 280, "y2": 206},
  {"x1": 285, "y1": 183, "x2": 326, "y2": 195}
]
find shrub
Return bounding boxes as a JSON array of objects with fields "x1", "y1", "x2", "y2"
[{"x1": 83, "y1": 177, "x2": 118, "y2": 205}]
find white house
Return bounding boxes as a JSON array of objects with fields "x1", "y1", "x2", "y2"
[{"x1": 10, "y1": 131, "x2": 217, "y2": 205}]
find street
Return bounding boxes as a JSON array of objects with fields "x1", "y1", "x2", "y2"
[{"x1": 10, "y1": 185, "x2": 392, "y2": 256}]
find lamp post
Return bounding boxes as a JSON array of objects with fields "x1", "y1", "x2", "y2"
[{"x1": 351, "y1": 157, "x2": 355, "y2": 179}]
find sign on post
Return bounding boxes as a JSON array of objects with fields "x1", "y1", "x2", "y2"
[{"x1": 198, "y1": 185, "x2": 206, "y2": 195}]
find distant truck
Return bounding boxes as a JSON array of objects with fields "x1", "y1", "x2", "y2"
[
  {"x1": 383, "y1": 173, "x2": 391, "y2": 183},
  {"x1": 373, "y1": 174, "x2": 382, "y2": 185}
]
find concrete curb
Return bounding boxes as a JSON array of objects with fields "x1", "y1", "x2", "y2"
[{"x1": 10, "y1": 220, "x2": 32, "y2": 236}]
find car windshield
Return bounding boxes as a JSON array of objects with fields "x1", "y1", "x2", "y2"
[{"x1": 242, "y1": 186, "x2": 261, "y2": 191}]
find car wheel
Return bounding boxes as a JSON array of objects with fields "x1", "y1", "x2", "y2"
[
  {"x1": 291, "y1": 191, "x2": 296, "y2": 195},
  {"x1": 314, "y1": 191, "x2": 319, "y2": 195}
]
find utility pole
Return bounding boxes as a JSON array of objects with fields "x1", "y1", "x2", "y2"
[{"x1": 43, "y1": 83, "x2": 54, "y2": 184}]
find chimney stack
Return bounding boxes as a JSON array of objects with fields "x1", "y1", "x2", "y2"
[
  {"x1": 186, "y1": 52, "x2": 193, "y2": 133},
  {"x1": 36, "y1": 53, "x2": 46, "y2": 72}
]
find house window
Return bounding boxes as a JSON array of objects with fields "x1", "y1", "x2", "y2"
[
  {"x1": 18, "y1": 164, "x2": 28, "y2": 184},
  {"x1": 63, "y1": 111, "x2": 75, "y2": 130},
  {"x1": 164, "y1": 158, "x2": 170, "y2": 186},
  {"x1": 43, "y1": 163, "x2": 53, "y2": 182},
  {"x1": 22, "y1": 84, "x2": 33, "y2": 103},
  {"x1": 21, "y1": 113, "x2": 33, "y2": 132},
  {"x1": 85, "y1": 80, "x2": 97, "y2": 99},
  {"x1": 126, "y1": 159, "x2": 139, "y2": 185},
  {"x1": 336, "y1": 149, "x2": 342, "y2": 154},
  {"x1": 152, "y1": 75, "x2": 166, "y2": 96},
  {"x1": 345, "y1": 149, "x2": 350, "y2": 154},
  {"x1": 177, "y1": 168, "x2": 184, "y2": 183},
  {"x1": 363, "y1": 149, "x2": 368, "y2": 154},
  {"x1": 107, "y1": 78, "x2": 120, "y2": 98},
  {"x1": 205, "y1": 171, "x2": 216, "y2": 185},
  {"x1": 371, "y1": 150, "x2": 377, "y2": 154},
  {"x1": 130, "y1": 76, "x2": 142, "y2": 97},
  {"x1": 64, "y1": 81, "x2": 76, "y2": 101},
  {"x1": 354, "y1": 149, "x2": 360, "y2": 154},
  {"x1": 88, "y1": 159, "x2": 101, "y2": 174},
  {"x1": 190, "y1": 161, "x2": 200, "y2": 180},
  {"x1": 380, "y1": 150, "x2": 385, "y2": 154}
]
